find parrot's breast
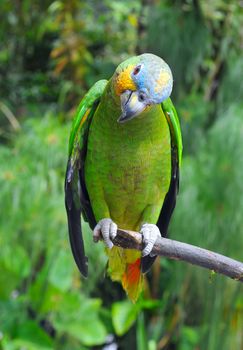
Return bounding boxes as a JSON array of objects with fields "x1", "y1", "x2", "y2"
[{"x1": 85, "y1": 98, "x2": 171, "y2": 231}]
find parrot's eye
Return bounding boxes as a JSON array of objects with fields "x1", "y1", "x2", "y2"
[
  {"x1": 138, "y1": 92, "x2": 146, "y2": 102},
  {"x1": 133, "y1": 65, "x2": 141, "y2": 75}
]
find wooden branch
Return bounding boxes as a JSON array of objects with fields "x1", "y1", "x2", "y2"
[{"x1": 112, "y1": 229, "x2": 243, "y2": 282}]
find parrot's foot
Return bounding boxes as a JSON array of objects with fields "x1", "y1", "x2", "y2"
[
  {"x1": 93, "y1": 218, "x2": 117, "y2": 249},
  {"x1": 140, "y1": 223, "x2": 161, "y2": 257}
]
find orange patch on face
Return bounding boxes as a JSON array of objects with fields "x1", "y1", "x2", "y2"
[
  {"x1": 154, "y1": 71, "x2": 171, "y2": 93},
  {"x1": 115, "y1": 64, "x2": 137, "y2": 96}
]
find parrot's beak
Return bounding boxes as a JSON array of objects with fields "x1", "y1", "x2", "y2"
[{"x1": 118, "y1": 90, "x2": 148, "y2": 123}]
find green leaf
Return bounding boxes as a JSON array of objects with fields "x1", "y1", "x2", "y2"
[
  {"x1": 112, "y1": 300, "x2": 139, "y2": 336},
  {"x1": 12, "y1": 320, "x2": 53, "y2": 350},
  {"x1": 136, "y1": 312, "x2": 148, "y2": 350},
  {"x1": 1, "y1": 245, "x2": 30, "y2": 279},
  {"x1": 52, "y1": 293, "x2": 107, "y2": 346},
  {"x1": 0, "y1": 245, "x2": 31, "y2": 298},
  {"x1": 48, "y1": 249, "x2": 73, "y2": 291},
  {"x1": 148, "y1": 340, "x2": 157, "y2": 350},
  {"x1": 138, "y1": 298, "x2": 164, "y2": 310},
  {"x1": 179, "y1": 326, "x2": 200, "y2": 349},
  {"x1": 0, "y1": 264, "x2": 18, "y2": 299},
  {"x1": 55, "y1": 318, "x2": 107, "y2": 346}
]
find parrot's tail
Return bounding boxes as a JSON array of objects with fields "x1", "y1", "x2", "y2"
[
  {"x1": 122, "y1": 258, "x2": 143, "y2": 302},
  {"x1": 107, "y1": 246, "x2": 143, "y2": 302}
]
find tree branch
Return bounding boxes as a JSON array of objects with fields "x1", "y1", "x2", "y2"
[{"x1": 112, "y1": 229, "x2": 243, "y2": 283}]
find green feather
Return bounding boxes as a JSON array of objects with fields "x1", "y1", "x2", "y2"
[
  {"x1": 162, "y1": 97, "x2": 183, "y2": 167},
  {"x1": 68, "y1": 79, "x2": 108, "y2": 157},
  {"x1": 64, "y1": 79, "x2": 107, "y2": 277}
]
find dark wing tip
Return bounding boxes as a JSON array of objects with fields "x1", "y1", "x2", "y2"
[
  {"x1": 65, "y1": 161, "x2": 88, "y2": 278},
  {"x1": 66, "y1": 199, "x2": 89, "y2": 278}
]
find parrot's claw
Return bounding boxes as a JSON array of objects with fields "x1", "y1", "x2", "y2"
[
  {"x1": 140, "y1": 223, "x2": 161, "y2": 257},
  {"x1": 93, "y1": 218, "x2": 117, "y2": 249}
]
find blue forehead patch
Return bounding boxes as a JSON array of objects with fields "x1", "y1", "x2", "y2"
[{"x1": 131, "y1": 54, "x2": 173, "y2": 103}]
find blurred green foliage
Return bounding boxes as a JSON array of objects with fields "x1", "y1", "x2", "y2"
[{"x1": 0, "y1": 0, "x2": 242, "y2": 349}]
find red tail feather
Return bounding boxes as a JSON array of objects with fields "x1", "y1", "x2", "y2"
[{"x1": 122, "y1": 258, "x2": 143, "y2": 302}]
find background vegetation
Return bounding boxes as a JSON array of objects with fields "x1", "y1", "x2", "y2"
[{"x1": 0, "y1": 0, "x2": 242, "y2": 349}]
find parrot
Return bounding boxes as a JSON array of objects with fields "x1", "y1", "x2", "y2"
[{"x1": 65, "y1": 53, "x2": 182, "y2": 302}]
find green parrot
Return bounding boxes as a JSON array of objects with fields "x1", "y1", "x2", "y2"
[{"x1": 65, "y1": 53, "x2": 182, "y2": 302}]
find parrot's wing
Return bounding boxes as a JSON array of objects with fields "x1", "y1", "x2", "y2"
[
  {"x1": 157, "y1": 97, "x2": 182, "y2": 234},
  {"x1": 65, "y1": 80, "x2": 108, "y2": 277},
  {"x1": 142, "y1": 98, "x2": 183, "y2": 273},
  {"x1": 162, "y1": 97, "x2": 183, "y2": 168}
]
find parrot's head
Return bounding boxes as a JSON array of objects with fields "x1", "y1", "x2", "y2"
[{"x1": 112, "y1": 53, "x2": 173, "y2": 123}]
